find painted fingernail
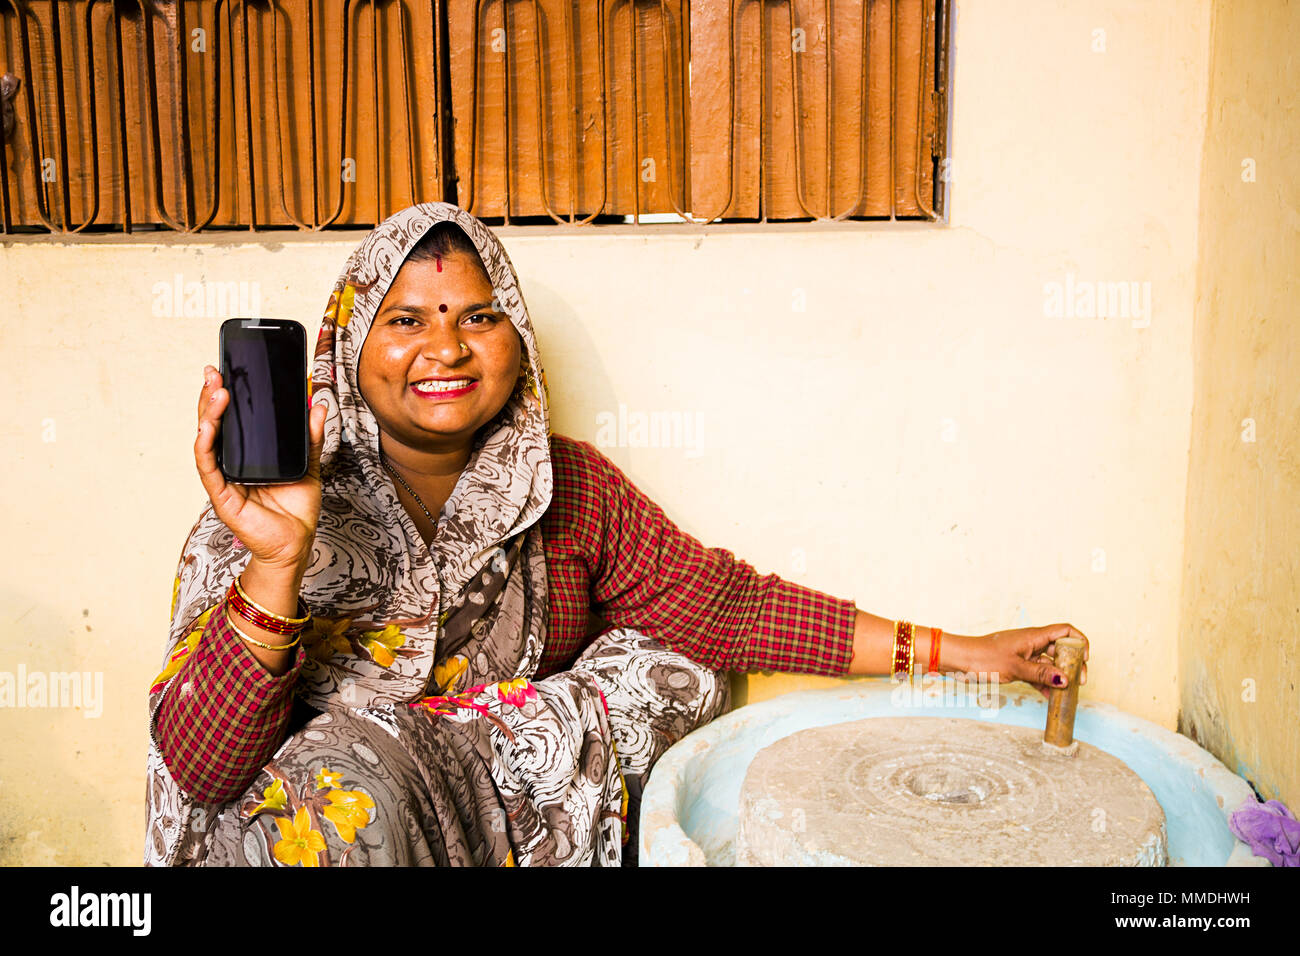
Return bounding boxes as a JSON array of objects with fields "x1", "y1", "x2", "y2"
[
  {"x1": 1052, "y1": 674, "x2": 1066, "y2": 687},
  {"x1": 204, "y1": 368, "x2": 213, "y2": 386}
]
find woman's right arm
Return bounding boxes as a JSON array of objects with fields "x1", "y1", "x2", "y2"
[
  {"x1": 153, "y1": 364, "x2": 327, "y2": 804},
  {"x1": 153, "y1": 563, "x2": 309, "y2": 804}
]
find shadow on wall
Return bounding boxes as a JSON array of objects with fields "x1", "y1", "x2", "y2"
[{"x1": 1177, "y1": 663, "x2": 1272, "y2": 805}]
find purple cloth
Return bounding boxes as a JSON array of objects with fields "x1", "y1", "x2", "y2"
[{"x1": 1229, "y1": 799, "x2": 1300, "y2": 867}]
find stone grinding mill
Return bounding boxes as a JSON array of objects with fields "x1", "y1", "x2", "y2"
[
  {"x1": 639, "y1": 637, "x2": 1258, "y2": 867},
  {"x1": 733, "y1": 639, "x2": 1167, "y2": 866}
]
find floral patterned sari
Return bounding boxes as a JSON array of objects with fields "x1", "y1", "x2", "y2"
[{"x1": 145, "y1": 202, "x2": 729, "y2": 866}]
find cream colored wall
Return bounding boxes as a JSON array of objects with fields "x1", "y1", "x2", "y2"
[
  {"x1": 0, "y1": 1, "x2": 1220, "y2": 864},
  {"x1": 1177, "y1": 0, "x2": 1300, "y2": 812}
]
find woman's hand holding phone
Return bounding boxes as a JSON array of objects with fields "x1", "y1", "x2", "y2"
[{"x1": 195, "y1": 364, "x2": 328, "y2": 575}]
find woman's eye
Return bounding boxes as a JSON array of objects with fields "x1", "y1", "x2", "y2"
[{"x1": 389, "y1": 312, "x2": 497, "y2": 327}]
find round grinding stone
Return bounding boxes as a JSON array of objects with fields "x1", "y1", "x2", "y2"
[{"x1": 735, "y1": 717, "x2": 1167, "y2": 866}]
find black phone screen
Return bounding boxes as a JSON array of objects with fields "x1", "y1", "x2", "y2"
[{"x1": 218, "y1": 319, "x2": 308, "y2": 483}]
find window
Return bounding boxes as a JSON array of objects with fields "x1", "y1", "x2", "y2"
[{"x1": 0, "y1": 0, "x2": 950, "y2": 232}]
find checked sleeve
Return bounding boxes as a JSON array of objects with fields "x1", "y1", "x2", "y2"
[
  {"x1": 153, "y1": 596, "x2": 307, "y2": 805},
  {"x1": 576, "y1": 439, "x2": 858, "y2": 676}
]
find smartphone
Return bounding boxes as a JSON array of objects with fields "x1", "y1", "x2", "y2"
[{"x1": 217, "y1": 318, "x2": 309, "y2": 484}]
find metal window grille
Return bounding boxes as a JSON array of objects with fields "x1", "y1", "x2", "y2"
[{"x1": 0, "y1": 0, "x2": 948, "y2": 232}]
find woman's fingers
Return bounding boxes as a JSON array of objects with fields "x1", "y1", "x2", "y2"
[
  {"x1": 1023, "y1": 623, "x2": 1089, "y2": 662},
  {"x1": 197, "y1": 366, "x2": 209, "y2": 416},
  {"x1": 1021, "y1": 623, "x2": 1065, "y2": 655},
  {"x1": 195, "y1": 366, "x2": 241, "y2": 517},
  {"x1": 1024, "y1": 629, "x2": 1089, "y2": 690},
  {"x1": 1014, "y1": 652, "x2": 1068, "y2": 691},
  {"x1": 1037, "y1": 653, "x2": 1087, "y2": 687},
  {"x1": 197, "y1": 366, "x2": 227, "y2": 439},
  {"x1": 198, "y1": 365, "x2": 217, "y2": 417},
  {"x1": 305, "y1": 397, "x2": 326, "y2": 482}
]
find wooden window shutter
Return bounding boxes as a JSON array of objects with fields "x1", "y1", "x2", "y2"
[
  {"x1": 690, "y1": 0, "x2": 946, "y2": 220},
  {"x1": 0, "y1": 0, "x2": 448, "y2": 232},
  {"x1": 452, "y1": 0, "x2": 947, "y2": 222},
  {"x1": 447, "y1": 0, "x2": 693, "y2": 222},
  {"x1": 1, "y1": 0, "x2": 948, "y2": 231}
]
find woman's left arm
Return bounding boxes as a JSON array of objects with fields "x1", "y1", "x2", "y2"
[
  {"x1": 573, "y1": 437, "x2": 1090, "y2": 693},
  {"x1": 575, "y1": 438, "x2": 856, "y2": 677}
]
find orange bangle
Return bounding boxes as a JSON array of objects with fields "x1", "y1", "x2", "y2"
[{"x1": 928, "y1": 627, "x2": 942, "y2": 673}]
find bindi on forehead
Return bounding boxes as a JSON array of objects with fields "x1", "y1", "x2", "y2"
[{"x1": 438, "y1": 304, "x2": 448, "y2": 313}]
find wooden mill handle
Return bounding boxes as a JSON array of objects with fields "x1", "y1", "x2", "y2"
[{"x1": 1043, "y1": 637, "x2": 1087, "y2": 750}]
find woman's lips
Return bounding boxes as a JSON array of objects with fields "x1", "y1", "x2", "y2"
[{"x1": 410, "y1": 379, "x2": 478, "y2": 400}]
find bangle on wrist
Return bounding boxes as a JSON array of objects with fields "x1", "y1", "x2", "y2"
[
  {"x1": 228, "y1": 576, "x2": 310, "y2": 636},
  {"x1": 227, "y1": 606, "x2": 302, "y2": 650},
  {"x1": 928, "y1": 627, "x2": 942, "y2": 674},
  {"x1": 892, "y1": 620, "x2": 914, "y2": 683}
]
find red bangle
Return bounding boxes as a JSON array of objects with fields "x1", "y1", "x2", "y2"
[
  {"x1": 226, "y1": 579, "x2": 310, "y2": 636},
  {"x1": 928, "y1": 627, "x2": 942, "y2": 673},
  {"x1": 892, "y1": 620, "x2": 914, "y2": 682}
]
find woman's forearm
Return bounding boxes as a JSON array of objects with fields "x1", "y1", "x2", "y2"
[
  {"x1": 231, "y1": 557, "x2": 312, "y2": 676},
  {"x1": 846, "y1": 610, "x2": 977, "y2": 676},
  {"x1": 153, "y1": 561, "x2": 309, "y2": 804},
  {"x1": 154, "y1": 597, "x2": 306, "y2": 803}
]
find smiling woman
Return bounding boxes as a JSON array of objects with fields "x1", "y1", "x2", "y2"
[
  {"x1": 358, "y1": 224, "x2": 526, "y2": 545},
  {"x1": 147, "y1": 202, "x2": 1087, "y2": 869},
  {"x1": 149, "y1": 203, "x2": 750, "y2": 867}
]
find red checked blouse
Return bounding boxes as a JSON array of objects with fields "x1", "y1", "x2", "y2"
[{"x1": 154, "y1": 434, "x2": 858, "y2": 804}]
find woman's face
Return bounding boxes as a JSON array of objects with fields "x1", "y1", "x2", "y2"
[{"x1": 359, "y1": 252, "x2": 522, "y2": 451}]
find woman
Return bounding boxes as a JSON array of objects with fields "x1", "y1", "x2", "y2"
[{"x1": 145, "y1": 201, "x2": 1088, "y2": 867}]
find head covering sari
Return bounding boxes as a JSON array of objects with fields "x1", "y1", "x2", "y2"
[{"x1": 145, "y1": 202, "x2": 645, "y2": 866}]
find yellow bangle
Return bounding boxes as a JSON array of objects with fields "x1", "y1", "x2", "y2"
[{"x1": 228, "y1": 610, "x2": 302, "y2": 651}]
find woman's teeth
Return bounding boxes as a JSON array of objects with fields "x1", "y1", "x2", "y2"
[{"x1": 413, "y1": 379, "x2": 473, "y2": 393}]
